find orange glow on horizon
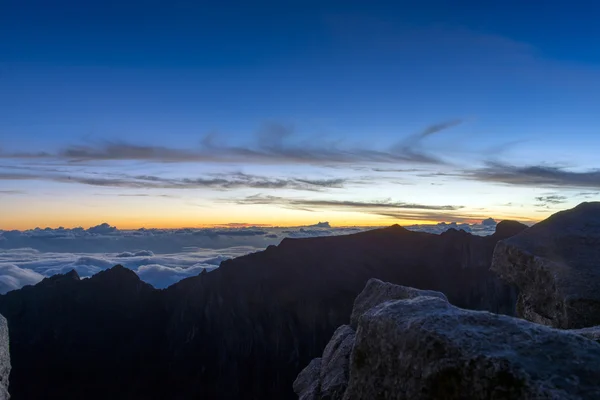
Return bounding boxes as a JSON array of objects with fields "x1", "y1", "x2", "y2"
[{"x1": 1, "y1": 213, "x2": 542, "y2": 231}]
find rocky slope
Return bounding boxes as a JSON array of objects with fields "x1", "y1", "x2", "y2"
[
  {"x1": 297, "y1": 278, "x2": 600, "y2": 400},
  {"x1": 492, "y1": 202, "x2": 600, "y2": 328},
  {"x1": 0, "y1": 222, "x2": 526, "y2": 399}
]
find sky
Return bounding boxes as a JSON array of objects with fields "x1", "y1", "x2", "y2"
[{"x1": 2, "y1": 0, "x2": 600, "y2": 230}]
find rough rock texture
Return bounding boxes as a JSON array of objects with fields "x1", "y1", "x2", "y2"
[
  {"x1": 344, "y1": 296, "x2": 600, "y2": 399},
  {"x1": 293, "y1": 358, "x2": 321, "y2": 400},
  {"x1": 293, "y1": 324, "x2": 356, "y2": 400},
  {"x1": 569, "y1": 326, "x2": 600, "y2": 343},
  {"x1": 0, "y1": 222, "x2": 526, "y2": 400},
  {"x1": 492, "y1": 202, "x2": 600, "y2": 328},
  {"x1": 350, "y1": 278, "x2": 447, "y2": 329},
  {"x1": 0, "y1": 315, "x2": 9, "y2": 400},
  {"x1": 318, "y1": 325, "x2": 355, "y2": 400},
  {"x1": 295, "y1": 279, "x2": 447, "y2": 400}
]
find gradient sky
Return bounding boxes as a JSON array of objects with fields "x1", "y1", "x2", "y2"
[{"x1": 2, "y1": 0, "x2": 600, "y2": 229}]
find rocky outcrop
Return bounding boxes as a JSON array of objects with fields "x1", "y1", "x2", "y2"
[
  {"x1": 298, "y1": 279, "x2": 600, "y2": 400},
  {"x1": 492, "y1": 202, "x2": 600, "y2": 328},
  {"x1": 0, "y1": 315, "x2": 9, "y2": 400},
  {"x1": 345, "y1": 296, "x2": 600, "y2": 399},
  {"x1": 349, "y1": 278, "x2": 447, "y2": 329},
  {"x1": 295, "y1": 279, "x2": 447, "y2": 400},
  {"x1": 293, "y1": 324, "x2": 356, "y2": 400},
  {"x1": 293, "y1": 358, "x2": 322, "y2": 400},
  {"x1": 0, "y1": 222, "x2": 526, "y2": 399}
]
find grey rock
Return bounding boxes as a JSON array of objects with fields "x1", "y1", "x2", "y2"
[
  {"x1": 344, "y1": 296, "x2": 600, "y2": 400},
  {"x1": 293, "y1": 358, "x2": 321, "y2": 400},
  {"x1": 319, "y1": 325, "x2": 355, "y2": 400},
  {"x1": 296, "y1": 279, "x2": 447, "y2": 400},
  {"x1": 350, "y1": 278, "x2": 447, "y2": 329},
  {"x1": 569, "y1": 326, "x2": 600, "y2": 343},
  {"x1": 491, "y1": 202, "x2": 600, "y2": 328},
  {"x1": 0, "y1": 315, "x2": 9, "y2": 400}
]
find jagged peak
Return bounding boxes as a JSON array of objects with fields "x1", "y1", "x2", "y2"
[
  {"x1": 90, "y1": 264, "x2": 142, "y2": 283},
  {"x1": 440, "y1": 227, "x2": 469, "y2": 237},
  {"x1": 38, "y1": 269, "x2": 80, "y2": 286}
]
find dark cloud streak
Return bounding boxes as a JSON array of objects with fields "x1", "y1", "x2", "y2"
[
  {"x1": 466, "y1": 163, "x2": 600, "y2": 189},
  {"x1": 0, "y1": 170, "x2": 347, "y2": 191},
  {"x1": 0, "y1": 120, "x2": 462, "y2": 166},
  {"x1": 233, "y1": 195, "x2": 469, "y2": 222}
]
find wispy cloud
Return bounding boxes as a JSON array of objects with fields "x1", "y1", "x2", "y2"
[
  {"x1": 465, "y1": 163, "x2": 600, "y2": 189},
  {"x1": 0, "y1": 170, "x2": 347, "y2": 191},
  {"x1": 534, "y1": 194, "x2": 568, "y2": 208},
  {"x1": 235, "y1": 195, "x2": 462, "y2": 211},
  {"x1": 0, "y1": 190, "x2": 25, "y2": 195},
  {"x1": 0, "y1": 120, "x2": 462, "y2": 166},
  {"x1": 232, "y1": 194, "x2": 475, "y2": 221}
]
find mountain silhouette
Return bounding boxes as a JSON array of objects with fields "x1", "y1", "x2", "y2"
[{"x1": 0, "y1": 221, "x2": 527, "y2": 399}]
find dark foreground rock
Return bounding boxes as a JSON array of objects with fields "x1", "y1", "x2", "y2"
[
  {"x1": 298, "y1": 279, "x2": 600, "y2": 400},
  {"x1": 346, "y1": 296, "x2": 600, "y2": 399},
  {"x1": 0, "y1": 315, "x2": 9, "y2": 400},
  {"x1": 492, "y1": 202, "x2": 600, "y2": 328},
  {"x1": 0, "y1": 222, "x2": 525, "y2": 399},
  {"x1": 295, "y1": 279, "x2": 447, "y2": 400},
  {"x1": 349, "y1": 278, "x2": 447, "y2": 329}
]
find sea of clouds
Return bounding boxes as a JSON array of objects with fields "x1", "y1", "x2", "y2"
[{"x1": 0, "y1": 219, "x2": 499, "y2": 293}]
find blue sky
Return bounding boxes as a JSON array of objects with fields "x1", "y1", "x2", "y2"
[{"x1": 1, "y1": 1, "x2": 600, "y2": 229}]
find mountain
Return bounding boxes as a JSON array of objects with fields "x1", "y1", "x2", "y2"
[
  {"x1": 0, "y1": 221, "x2": 527, "y2": 399},
  {"x1": 493, "y1": 202, "x2": 600, "y2": 328}
]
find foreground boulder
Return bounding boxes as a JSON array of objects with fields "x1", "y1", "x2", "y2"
[
  {"x1": 295, "y1": 279, "x2": 447, "y2": 400},
  {"x1": 492, "y1": 202, "x2": 600, "y2": 328},
  {"x1": 349, "y1": 278, "x2": 447, "y2": 329},
  {"x1": 346, "y1": 296, "x2": 600, "y2": 399},
  {"x1": 0, "y1": 315, "x2": 9, "y2": 400},
  {"x1": 297, "y1": 279, "x2": 600, "y2": 399}
]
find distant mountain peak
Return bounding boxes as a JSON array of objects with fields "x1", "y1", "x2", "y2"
[
  {"x1": 90, "y1": 265, "x2": 143, "y2": 284},
  {"x1": 38, "y1": 269, "x2": 80, "y2": 287},
  {"x1": 308, "y1": 221, "x2": 331, "y2": 228}
]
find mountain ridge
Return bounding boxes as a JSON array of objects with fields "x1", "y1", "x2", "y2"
[{"x1": 0, "y1": 221, "x2": 527, "y2": 399}]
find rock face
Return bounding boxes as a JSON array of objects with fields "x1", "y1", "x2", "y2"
[
  {"x1": 298, "y1": 279, "x2": 600, "y2": 400},
  {"x1": 0, "y1": 315, "x2": 9, "y2": 400},
  {"x1": 0, "y1": 222, "x2": 526, "y2": 400},
  {"x1": 492, "y1": 202, "x2": 600, "y2": 328},
  {"x1": 294, "y1": 325, "x2": 355, "y2": 400},
  {"x1": 569, "y1": 326, "x2": 600, "y2": 343},
  {"x1": 346, "y1": 296, "x2": 600, "y2": 399},
  {"x1": 293, "y1": 358, "x2": 322, "y2": 400},
  {"x1": 349, "y1": 278, "x2": 447, "y2": 329},
  {"x1": 295, "y1": 279, "x2": 447, "y2": 400}
]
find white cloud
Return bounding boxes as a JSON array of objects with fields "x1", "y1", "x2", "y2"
[
  {"x1": 136, "y1": 264, "x2": 217, "y2": 288},
  {"x1": 0, "y1": 264, "x2": 44, "y2": 293},
  {"x1": 0, "y1": 220, "x2": 502, "y2": 293}
]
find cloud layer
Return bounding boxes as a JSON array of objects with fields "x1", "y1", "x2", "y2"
[{"x1": 0, "y1": 219, "x2": 500, "y2": 293}]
